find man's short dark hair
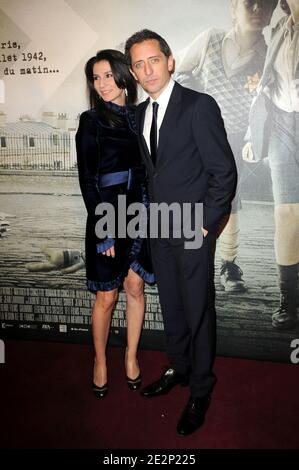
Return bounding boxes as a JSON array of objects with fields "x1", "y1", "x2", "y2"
[{"x1": 124, "y1": 29, "x2": 172, "y2": 66}]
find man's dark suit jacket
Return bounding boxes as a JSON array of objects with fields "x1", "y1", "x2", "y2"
[{"x1": 136, "y1": 82, "x2": 237, "y2": 235}]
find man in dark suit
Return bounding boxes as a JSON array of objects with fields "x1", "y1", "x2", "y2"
[{"x1": 125, "y1": 29, "x2": 237, "y2": 436}]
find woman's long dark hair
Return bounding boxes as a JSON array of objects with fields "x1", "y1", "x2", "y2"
[{"x1": 85, "y1": 49, "x2": 137, "y2": 126}]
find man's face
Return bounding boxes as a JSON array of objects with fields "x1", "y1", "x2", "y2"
[
  {"x1": 130, "y1": 39, "x2": 174, "y2": 100},
  {"x1": 232, "y1": 0, "x2": 277, "y2": 31}
]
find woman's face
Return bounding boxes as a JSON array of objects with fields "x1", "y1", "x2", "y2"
[
  {"x1": 92, "y1": 60, "x2": 125, "y2": 106},
  {"x1": 231, "y1": 0, "x2": 277, "y2": 32}
]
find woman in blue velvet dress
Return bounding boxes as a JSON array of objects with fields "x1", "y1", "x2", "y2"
[{"x1": 76, "y1": 49, "x2": 154, "y2": 398}]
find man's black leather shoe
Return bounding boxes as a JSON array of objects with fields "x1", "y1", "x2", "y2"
[
  {"x1": 140, "y1": 368, "x2": 189, "y2": 398},
  {"x1": 177, "y1": 394, "x2": 211, "y2": 436}
]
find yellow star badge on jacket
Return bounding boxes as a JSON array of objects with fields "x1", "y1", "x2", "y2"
[{"x1": 244, "y1": 73, "x2": 260, "y2": 93}]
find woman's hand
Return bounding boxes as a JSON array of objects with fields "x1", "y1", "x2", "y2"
[{"x1": 102, "y1": 246, "x2": 115, "y2": 258}]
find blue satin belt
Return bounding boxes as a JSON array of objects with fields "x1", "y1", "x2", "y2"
[{"x1": 98, "y1": 169, "x2": 132, "y2": 189}]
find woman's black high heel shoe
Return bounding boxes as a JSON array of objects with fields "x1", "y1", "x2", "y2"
[
  {"x1": 92, "y1": 382, "x2": 108, "y2": 398},
  {"x1": 124, "y1": 348, "x2": 141, "y2": 390},
  {"x1": 126, "y1": 373, "x2": 141, "y2": 391}
]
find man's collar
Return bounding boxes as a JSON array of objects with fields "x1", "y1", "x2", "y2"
[
  {"x1": 223, "y1": 28, "x2": 265, "y2": 55},
  {"x1": 149, "y1": 77, "x2": 175, "y2": 107}
]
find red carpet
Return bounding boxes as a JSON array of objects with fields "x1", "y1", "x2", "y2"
[{"x1": 0, "y1": 340, "x2": 298, "y2": 449}]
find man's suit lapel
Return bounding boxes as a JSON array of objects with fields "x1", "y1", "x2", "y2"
[
  {"x1": 157, "y1": 82, "x2": 182, "y2": 164},
  {"x1": 137, "y1": 97, "x2": 155, "y2": 171},
  {"x1": 137, "y1": 82, "x2": 182, "y2": 169}
]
